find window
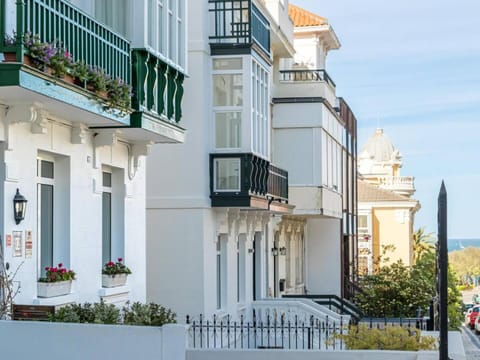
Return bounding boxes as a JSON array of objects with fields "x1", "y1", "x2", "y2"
[
  {"x1": 102, "y1": 171, "x2": 112, "y2": 265},
  {"x1": 215, "y1": 112, "x2": 241, "y2": 148},
  {"x1": 251, "y1": 59, "x2": 269, "y2": 158},
  {"x1": 37, "y1": 154, "x2": 70, "y2": 278},
  {"x1": 213, "y1": 58, "x2": 243, "y2": 150},
  {"x1": 147, "y1": 0, "x2": 185, "y2": 67},
  {"x1": 237, "y1": 235, "x2": 246, "y2": 303},
  {"x1": 101, "y1": 167, "x2": 125, "y2": 265},
  {"x1": 214, "y1": 158, "x2": 241, "y2": 192},
  {"x1": 216, "y1": 235, "x2": 227, "y2": 310},
  {"x1": 38, "y1": 159, "x2": 54, "y2": 273}
]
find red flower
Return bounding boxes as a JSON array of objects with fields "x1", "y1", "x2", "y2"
[
  {"x1": 107, "y1": 261, "x2": 115, "y2": 267},
  {"x1": 45, "y1": 267, "x2": 50, "y2": 271},
  {"x1": 58, "y1": 263, "x2": 63, "y2": 268},
  {"x1": 117, "y1": 258, "x2": 123, "y2": 262}
]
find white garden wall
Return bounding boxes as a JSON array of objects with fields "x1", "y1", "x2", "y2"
[{"x1": 0, "y1": 321, "x2": 186, "y2": 360}]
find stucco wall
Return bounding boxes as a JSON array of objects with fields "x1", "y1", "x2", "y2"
[
  {"x1": 305, "y1": 217, "x2": 341, "y2": 296},
  {"x1": 1, "y1": 118, "x2": 146, "y2": 305},
  {"x1": 0, "y1": 321, "x2": 186, "y2": 360},
  {"x1": 373, "y1": 207, "x2": 413, "y2": 266}
]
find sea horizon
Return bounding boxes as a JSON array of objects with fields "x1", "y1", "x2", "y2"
[{"x1": 448, "y1": 238, "x2": 480, "y2": 252}]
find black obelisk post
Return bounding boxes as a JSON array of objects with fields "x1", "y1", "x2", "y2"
[{"x1": 437, "y1": 181, "x2": 449, "y2": 360}]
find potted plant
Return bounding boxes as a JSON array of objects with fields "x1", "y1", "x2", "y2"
[
  {"x1": 106, "y1": 76, "x2": 132, "y2": 114},
  {"x1": 48, "y1": 46, "x2": 73, "y2": 78},
  {"x1": 102, "y1": 258, "x2": 131, "y2": 288},
  {"x1": 87, "y1": 66, "x2": 108, "y2": 96},
  {"x1": 37, "y1": 262, "x2": 76, "y2": 298},
  {"x1": 22, "y1": 32, "x2": 51, "y2": 70},
  {"x1": 71, "y1": 60, "x2": 89, "y2": 87}
]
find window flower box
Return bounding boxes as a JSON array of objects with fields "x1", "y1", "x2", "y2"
[
  {"x1": 102, "y1": 273, "x2": 128, "y2": 288},
  {"x1": 37, "y1": 262, "x2": 76, "y2": 298},
  {"x1": 102, "y1": 258, "x2": 131, "y2": 288},
  {"x1": 37, "y1": 280, "x2": 72, "y2": 298}
]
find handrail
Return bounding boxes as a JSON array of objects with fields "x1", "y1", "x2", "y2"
[
  {"x1": 279, "y1": 69, "x2": 336, "y2": 88},
  {"x1": 1, "y1": 0, "x2": 130, "y2": 81},
  {"x1": 283, "y1": 294, "x2": 364, "y2": 322}
]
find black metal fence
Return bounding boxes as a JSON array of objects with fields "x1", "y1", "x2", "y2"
[
  {"x1": 186, "y1": 313, "x2": 431, "y2": 351},
  {"x1": 359, "y1": 317, "x2": 429, "y2": 331},
  {"x1": 186, "y1": 314, "x2": 346, "y2": 350}
]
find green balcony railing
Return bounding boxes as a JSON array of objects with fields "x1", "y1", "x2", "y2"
[
  {"x1": 131, "y1": 49, "x2": 184, "y2": 123},
  {"x1": 1, "y1": 0, "x2": 130, "y2": 81},
  {"x1": 208, "y1": 0, "x2": 270, "y2": 56}
]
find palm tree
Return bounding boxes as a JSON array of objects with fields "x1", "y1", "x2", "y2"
[{"x1": 413, "y1": 227, "x2": 436, "y2": 263}]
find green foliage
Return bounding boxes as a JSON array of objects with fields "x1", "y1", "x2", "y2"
[
  {"x1": 38, "y1": 263, "x2": 75, "y2": 283},
  {"x1": 449, "y1": 247, "x2": 480, "y2": 284},
  {"x1": 102, "y1": 258, "x2": 132, "y2": 275},
  {"x1": 335, "y1": 324, "x2": 437, "y2": 351},
  {"x1": 122, "y1": 302, "x2": 177, "y2": 326},
  {"x1": 51, "y1": 302, "x2": 119, "y2": 324},
  {"x1": 50, "y1": 301, "x2": 175, "y2": 327},
  {"x1": 71, "y1": 61, "x2": 89, "y2": 83},
  {"x1": 354, "y1": 237, "x2": 463, "y2": 330}
]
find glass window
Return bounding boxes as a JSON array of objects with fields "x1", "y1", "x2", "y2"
[
  {"x1": 215, "y1": 112, "x2": 241, "y2": 149},
  {"x1": 39, "y1": 184, "x2": 54, "y2": 272},
  {"x1": 213, "y1": 74, "x2": 243, "y2": 106},
  {"x1": 214, "y1": 158, "x2": 241, "y2": 192},
  {"x1": 213, "y1": 58, "x2": 242, "y2": 71},
  {"x1": 102, "y1": 171, "x2": 112, "y2": 264}
]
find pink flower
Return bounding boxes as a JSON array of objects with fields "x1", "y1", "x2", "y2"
[
  {"x1": 45, "y1": 267, "x2": 50, "y2": 271},
  {"x1": 107, "y1": 261, "x2": 115, "y2": 267},
  {"x1": 117, "y1": 258, "x2": 123, "y2": 262}
]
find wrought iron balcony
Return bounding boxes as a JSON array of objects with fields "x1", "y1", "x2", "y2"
[
  {"x1": 0, "y1": 0, "x2": 185, "y2": 142},
  {"x1": 210, "y1": 153, "x2": 289, "y2": 212},
  {"x1": 279, "y1": 69, "x2": 336, "y2": 88},
  {"x1": 208, "y1": 0, "x2": 270, "y2": 56}
]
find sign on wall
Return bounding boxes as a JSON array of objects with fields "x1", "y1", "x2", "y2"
[
  {"x1": 6, "y1": 234, "x2": 11, "y2": 247},
  {"x1": 12, "y1": 231, "x2": 22, "y2": 257},
  {"x1": 25, "y1": 230, "x2": 33, "y2": 258}
]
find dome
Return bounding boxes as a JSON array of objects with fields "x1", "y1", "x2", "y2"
[{"x1": 361, "y1": 128, "x2": 400, "y2": 162}]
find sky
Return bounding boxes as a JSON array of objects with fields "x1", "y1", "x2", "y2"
[{"x1": 292, "y1": 0, "x2": 480, "y2": 238}]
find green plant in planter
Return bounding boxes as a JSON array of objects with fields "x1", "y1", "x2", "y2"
[
  {"x1": 106, "y1": 77, "x2": 132, "y2": 112},
  {"x1": 22, "y1": 32, "x2": 50, "y2": 69},
  {"x1": 102, "y1": 258, "x2": 132, "y2": 275},
  {"x1": 38, "y1": 262, "x2": 76, "y2": 283},
  {"x1": 71, "y1": 60, "x2": 89, "y2": 85},
  {"x1": 48, "y1": 47, "x2": 73, "y2": 78},
  {"x1": 87, "y1": 66, "x2": 108, "y2": 94}
]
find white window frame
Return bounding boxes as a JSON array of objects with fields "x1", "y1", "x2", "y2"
[{"x1": 251, "y1": 57, "x2": 270, "y2": 159}]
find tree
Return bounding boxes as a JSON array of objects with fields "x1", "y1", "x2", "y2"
[
  {"x1": 449, "y1": 247, "x2": 480, "y2": 284},
  {"x1": 354, "y1": 240, "x2": 463, "y2": 329},
  {"x1": 413, "y1": 227, "x2": 435, "y2": 264},
  {"x1": 0, "y1": 241, "x2": 23, "y2": 319}
]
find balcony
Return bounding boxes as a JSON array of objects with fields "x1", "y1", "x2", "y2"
[
  {"x1": 0, "y1": 0, "x2": 184, "y2": 143},
  {"x1": 276, "y1": 69, "x2": 337, "y2": 106},
  {"x1": 208, "y1": 0, "x2": 270, "y2": 58},
  {"x1": 210, "y1": 153, "x2": 290, "y2": 213},
  {"x1": 377, "y1": 176, "x2": 415, "y2": 196}
]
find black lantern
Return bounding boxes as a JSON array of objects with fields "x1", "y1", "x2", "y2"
[{"x1": 13, "y1": 188, "x2": 27, "y2": 225}]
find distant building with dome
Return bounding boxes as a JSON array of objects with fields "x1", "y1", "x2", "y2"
[{"x1": 357, "y1": 128, "x2": 420, "y2": 274}]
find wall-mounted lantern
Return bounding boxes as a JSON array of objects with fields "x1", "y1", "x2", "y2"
[
  {"x1": 271, "y1": 247, "x2": 279, "y2": 256},
  {"x1": 13, "y1": 188, "x2": 27, "y2": 225},
  {"x1": 279, "y1": 247, "x2": 287, "y2": 256}
]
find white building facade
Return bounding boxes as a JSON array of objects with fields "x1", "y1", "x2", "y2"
[
  {"x1": 0, "y1": 0, "x2": 187, "y2": 307},
  {"x1": 146, "y1": 1, "x2": 359, "y2": 321}
]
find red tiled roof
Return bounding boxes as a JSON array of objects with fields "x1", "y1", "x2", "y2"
[{"x1": 288, "y1": 4, "x2": 328, "y2": 27}]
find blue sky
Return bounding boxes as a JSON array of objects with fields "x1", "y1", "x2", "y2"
[{"x1": 292, "y1": 0, "x2": 480, "y2": 238}]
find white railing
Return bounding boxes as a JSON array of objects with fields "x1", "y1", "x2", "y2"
[{"x1": 377, "y1": 176, "x2": 415, "y2": 193}]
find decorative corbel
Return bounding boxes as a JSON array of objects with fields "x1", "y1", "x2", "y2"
[
  {"x1": 215, "y1": 209, "x2": 229, "y2": 237},
  {"x1": 71, "y1": 124, "x2": 88, "y2": 144},
  {"x1": 31, "y1": 108, "x2": 49, "y2": 134},
  {"x1": 93, "y1": 130, "x2": 118, "y2": 169},
  {"x1": 4, "y1": 103, "x2": 48, "y2": 149},
  {"x1": 131, "y1": 141, "x2": 152, "y2": 171}
]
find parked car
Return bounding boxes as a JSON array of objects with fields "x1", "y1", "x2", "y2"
[
  {"x1": 466, "y1": 305, "x2": 480, "y2": 329},
  {"x1": 474, "y1": 313, "x2": 480, "y2": 334}
]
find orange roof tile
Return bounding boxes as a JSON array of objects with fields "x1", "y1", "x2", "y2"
[{"x1": 288, "y1": 4, "x2": 328, "y2": 27}]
